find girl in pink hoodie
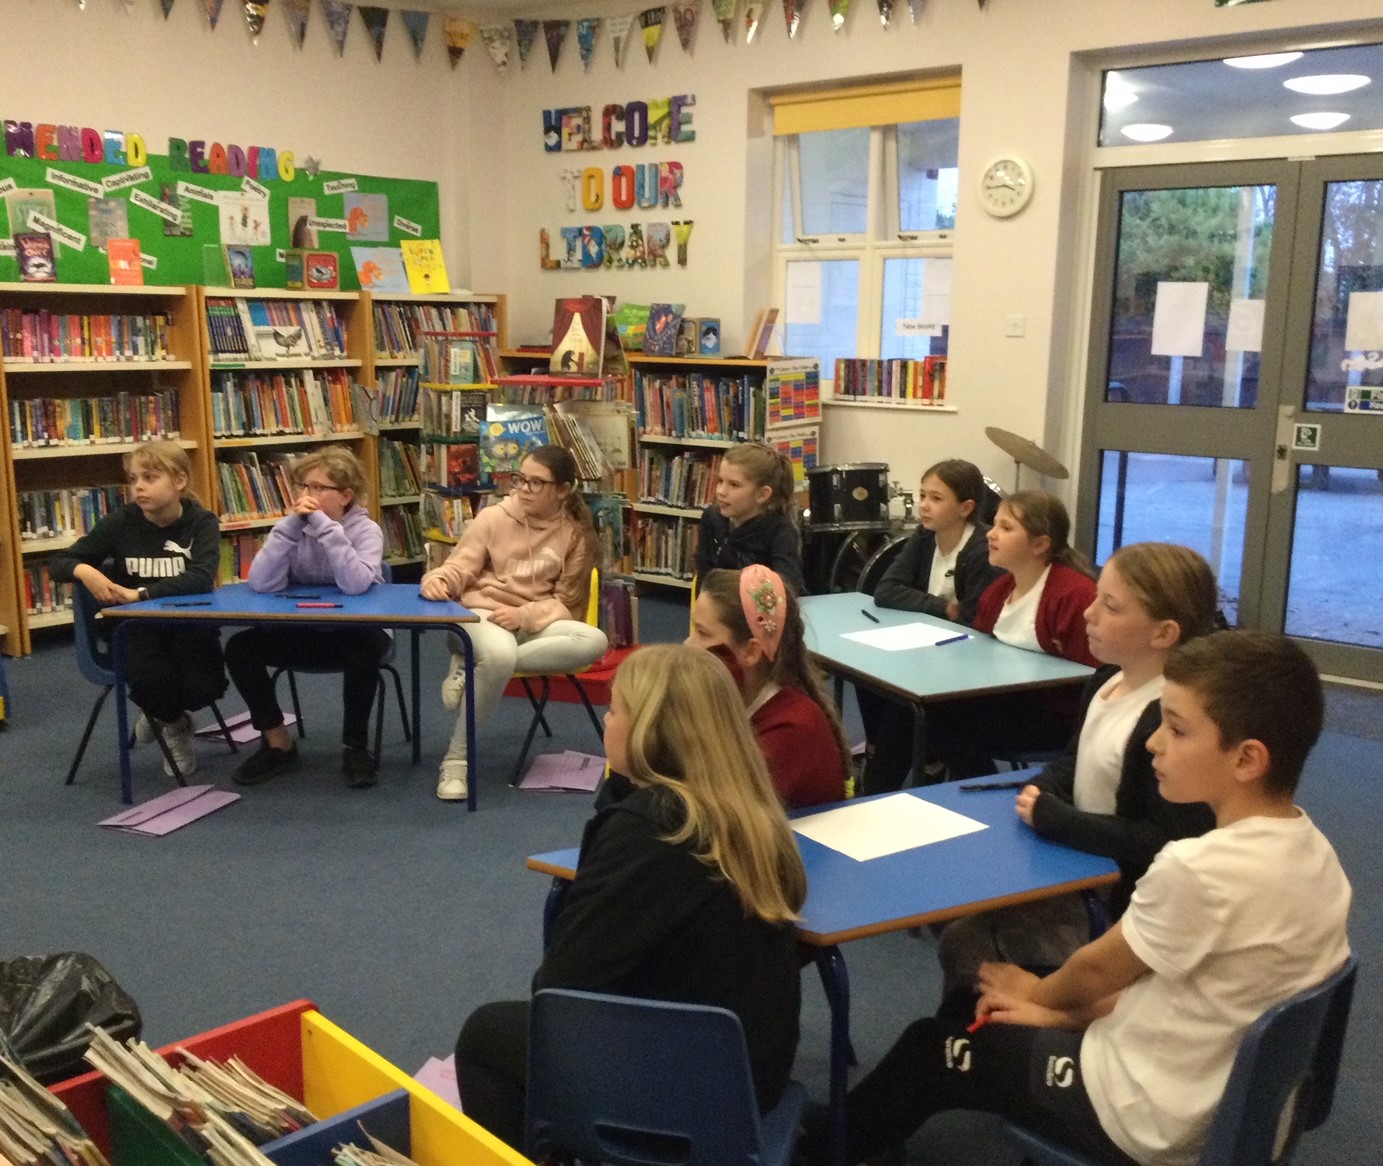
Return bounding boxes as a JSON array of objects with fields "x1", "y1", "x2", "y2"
[{"x1": 420, "y1": 445, "x2": 607, "y2": 801}]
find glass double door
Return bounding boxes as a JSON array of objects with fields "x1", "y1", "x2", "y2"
[{"x1": 1080, "y1": 157, "x2": 1383, "y2": 681}]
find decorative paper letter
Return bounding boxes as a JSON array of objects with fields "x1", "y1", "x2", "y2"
[
  {"x1": 611, "y1": 165, "x2": 635, "y2": 210},
  {"x1": 582, "y1": 168, "x2": 604, "y2": 211}
]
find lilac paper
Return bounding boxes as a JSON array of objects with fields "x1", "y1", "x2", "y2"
[
  {"x1": 518, "y1": 750, "x2": 606, "y2": 792},
  {"x1": 99, "y1": 785, "x2": 241, "y2": 837},
  {"x1": 413, "y1": 1055, "x2": 463, "y2": 1110},
  {"x1": 194, "y1": 709, "x2": 296, "y2": 744}
]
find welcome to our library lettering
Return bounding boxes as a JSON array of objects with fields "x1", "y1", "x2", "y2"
[{"x1": 539, "y1": 93, "x2": 695, "y2": 271}]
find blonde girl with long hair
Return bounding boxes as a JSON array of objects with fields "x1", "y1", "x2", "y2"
[
  {"x1": 454, "y1": 644, "x2": 807, "y2": 1150},
  {"x1": 695, "y1": 441, "x2": 805, "y2": 595}
]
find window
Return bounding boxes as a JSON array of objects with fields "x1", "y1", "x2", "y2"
[{"x1": 770, "y1": 79, "x2": 959, "y2": 389}]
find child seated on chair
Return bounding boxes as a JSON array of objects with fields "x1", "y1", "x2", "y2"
[
  {"x1": 224, "y1": 446, "x2": 384, "y2": 789},
  {"x1": 419, "y1": 445, "x2": 608, "y2": 802},
  {"x1": 800, "y1": 630, "x2": 1352, "y2": 1166}
]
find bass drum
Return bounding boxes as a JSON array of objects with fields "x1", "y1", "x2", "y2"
[
  {"x1": 828, "y1": 530, "x2": 909, "y2": 594},
  {"x1": 806, "y1": 463, "x2": 891, "y2": 531}
]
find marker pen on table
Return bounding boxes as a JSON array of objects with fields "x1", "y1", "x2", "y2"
[
  {"x1": 297, "y1": 602, "x2": 343, "y2": 609},
  {"x1": 281, "y1": 593, "x2": 322, "y2": 600},
  {"x1": 958, "y1": 779, "x2": 1029, "y2": 792},
  {"x1": 861, "y1": 609, "x2": 880, "y2": 623},
  {"x1": 163, "y1": 601, "x2": 213, "y2": 607}
]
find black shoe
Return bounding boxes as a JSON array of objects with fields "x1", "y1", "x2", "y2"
[
  {"x1": 342, "y1": 746, "x2": 377, "y2": 789},
  {"x1": 233, "y1": 742, "x2": 301, "y2": 786}
]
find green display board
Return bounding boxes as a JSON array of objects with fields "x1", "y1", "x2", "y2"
[{"x1": 0, "y1": 139, "x2": 440, "y2": 290}]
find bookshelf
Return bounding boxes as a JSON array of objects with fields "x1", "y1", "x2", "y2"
[
  {"x1": 831, "y1": 356, "x2": 952, "y2": 408},
  {"x1": 0, "y1": 283, "x2": 208, "y2": 651},
  {"x1": 626, "y1": 354, "x2": 820, "y2": 588}
]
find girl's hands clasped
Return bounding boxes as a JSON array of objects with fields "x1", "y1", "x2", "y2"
[{"x1": 74, "y1": 563, "x2": 140, "y2": 605}]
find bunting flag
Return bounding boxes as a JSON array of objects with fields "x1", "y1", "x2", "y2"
[
  {"x1": 908, "y1": 0, "x2": 922, "y2": 19},
  {"x1": 513, "y1": 19, "x2": 538, "y2": 68},
  {"x1": 671, "y1": 0, "x2": 700, "y2": 52},
  {"x1": 639, "y1": 7, "x2": 666, "y2": 63},
  {"x1": 444, "y1": 17, "x2": 473, "y2": 68},
  {"x1": 359, "y1": 5, "x2": 388, "y2": 60},
  {"x1": 744, "y1": 0, "x2": 763, "y2": 43},
  {"x1": 401, "y1": 10, "x2": 429, "y2": 60},
  {"x1": 321, "y1": 0, "x2": 352, "y2": 55},
  {"x1": 576, "y1": 17, "x2": 600, "y2": 71},
  {"x1": 244, "y1": 1, "x2": 270, "y2": 42},
  {"x1": 608, "y1": 14, "x2": 634, "y2": 68},
  {"x1": 829, "y1": 0, "x2": 852, "y2": 30},
  {"x1": 284, "y1": 0, "x2": 309, "y2": 46},
  {"x1": 543, "y1": 20, "x2": 569, "y2": 71},
  {"x1": 877, "y1": 0, "x2": 892, "y2": 26},
  {"x1": 203, "y1": 0, "x2": 225, "y2": 29},
  {"x1": 480, "y1": 23, "x2": 512, "y2": 73},
  {"x1": 783, "y1": 0, "x2": 801, "y2": 37},
  {"x1": 161, "y1": 0, "x2": 177, "y2": 18},
  {"x1": 712, "y1": 0, "x2": 735, "y2": 41}
]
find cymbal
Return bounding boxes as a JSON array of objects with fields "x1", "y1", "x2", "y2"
[{"x1": 984, "y1": 427, "x2": 1069, "y2": 480}]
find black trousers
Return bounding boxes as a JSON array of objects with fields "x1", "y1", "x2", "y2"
[
  {"x1": 924, "y1": 690, "x2": 1079, "y2": 779},
  {"x1": 855, "y1": 686, "x2": 922, "y2": 794},
  {"x1": 455, "y1": 999, "x2": 530, "y2": 1153},
  {"x1": 123, "y1": 624, "x2": 227, "y2": 724},
  {"x1": 801, "y1": 1018, "x2": 1141, "y2": 1166},
  {"x1": 224, "y1": 625, "x2": 390, "y2": 751}
]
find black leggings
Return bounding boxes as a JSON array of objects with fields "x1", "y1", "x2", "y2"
[
  {"x1": 801, "y1": 1018, "x2": 1140, "y2": 1166},
  {"x1": 123, "y1": 624, "x2": 227, "y2": 724},
  {"x1": 455, "y1": 999, "x2": 530, "y2": 1153}
]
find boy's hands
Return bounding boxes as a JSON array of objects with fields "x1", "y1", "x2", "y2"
[
  {"x1": 976, "y1": 989, "x2": 1077, "y2": 1031},
  {"x1": 977, "y1": 961, "x2": 1041, "y2": 999}
]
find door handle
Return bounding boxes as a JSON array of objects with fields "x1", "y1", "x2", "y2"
[{"x1": 1272, "y1": 405, "x2": 1295, "y2": 494}]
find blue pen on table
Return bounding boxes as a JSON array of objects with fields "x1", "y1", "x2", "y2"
[
  {"x1": 958, "y1": 779, "x2": 1029, "y2": 792},
  {"x1": 163, "y1": 601, "x2": 213, "y2": 607},
  {"x1": 935, "y1": 633, "x2": 968, "y2": 646},
  {"x1": 861, "y1": 609, "x2": 881, "y2": 623},
  {"x1": 280, "y1": 593, "x2": 322, "y2": 599}
]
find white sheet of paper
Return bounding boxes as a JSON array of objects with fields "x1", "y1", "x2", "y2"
[
  {"x1": 1345, "y1": 290, "x2": 1383, "y2": 352},
  {"x1": 785, "y1": 261, "x2": 822, "y2": 324},
  {"x1": 1225, "y1": 298, "x2": 1265, "y2": 353},
  {"x1": 793, "y1": 793, "x2": 988, "y2": 862},
  {"x1": 840, "y1": 622, "x2": 968, "y2": 650},
  {"x1": 1151, "y1": 280, "x2": 1209, "y2": 357}
]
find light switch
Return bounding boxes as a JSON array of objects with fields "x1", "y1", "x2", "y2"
[{"x1": 1005, "y1": 314, "x2": 1026, "y2": 338}]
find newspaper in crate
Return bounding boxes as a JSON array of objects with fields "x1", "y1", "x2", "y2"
[{"x1": 481, "y1": 404, "x2": 548, "y2": 478}]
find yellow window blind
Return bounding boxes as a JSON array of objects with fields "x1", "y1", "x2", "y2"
[{"x1": 770, "y1": 78, "x2": 962, "y2": 136}]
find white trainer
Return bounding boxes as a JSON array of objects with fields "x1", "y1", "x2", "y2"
[
  {"x1": 158, "y1": 714, "x2": 199, "y2": 779},
  {"x1": 437, "y1": 757, "x2": 468, "y2": 801},
  {"x1": 133, "y1": 712, "x2": 155, "y2": 746},
  {"x1": 441, "y1": 653, "x2": 467, "y2": 712}
]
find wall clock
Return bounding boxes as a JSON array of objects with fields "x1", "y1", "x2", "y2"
[{"x1": 979, "y1": 155, "x2": 1035, "y2": 218}]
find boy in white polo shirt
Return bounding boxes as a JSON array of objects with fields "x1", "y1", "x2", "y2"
[{"x1": 804, "y1": 630, "x2": 1352, "y2": 1166}]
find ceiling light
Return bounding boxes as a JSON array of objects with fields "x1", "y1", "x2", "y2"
[
  {"x1": 1121, "y1": 123, "x2": 1174, "y2": 142},
  {"x1": 1224, "y1": 52, "x2": 1304, "y2": 69},
  {"x1": 1283, "y1": 74, "x2": 1371, "y2": 95},
  {"x1": 1291, "y1": 111, "x2": 1351, "y2": 130}
]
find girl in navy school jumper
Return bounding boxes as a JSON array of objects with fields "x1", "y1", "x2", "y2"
[
  {"x1": 935, "y1": 542, "x2": 1219, "y2": 1013},
  {"x1": 223, "y1": 446, "x2": 385, "y2": 789},
  {"x1": 695, "y1": 442, "x2": 805, "y2": 596},
  {"x1": 858, "y1": 459, "x2": 1004, "y2": 794},
  {"x1": 926, "y1": 490, "x2": 1099, "y2": 778},
  {"x1": 48, "y1": 439, "x2": 226, "y2": 778},
  {"x1": 686, "y1": 566, "x2": 850, "y2": 810},
  {"x1": 454, "y1": 644, "x2": 807, "y2": 1152}
]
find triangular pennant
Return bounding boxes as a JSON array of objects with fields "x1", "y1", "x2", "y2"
[
  {"x1": 321, "y1": 0, "x2": 352, "y2": 55},
  {"x1": 877, "y1": 0, "x2": 892, "y2": 25},
  {"x1": 161, "y1": 0, "x2": 176, "y2": 18},
  {"x1": 712, "y1": 0, "x2": 735, "y2": 40},
  {"x1": 829, "y1": 0, "x2": 852, "y2": 30},
  {"x1": 908, "y1": 0, "x2": 922, "y2": 20},
  {"x1": 244, "y1": 0, "x2": 270, "y2": 42},
  {"x1": 480, "y1": 24, "x2": 512, "y2": 74},
  {"x1": 576, "y1": 17, "x2": 600, "y2": 71},
  {"x1": 359, "y1": 5, "x2": 388, "y2": 60},
  {"x1": 608, "y1": 14, "x2": 634, "y2": 68},
  {"x1": 783, "y1": 0, "x2": 801, "y2": 37},
  {"x1": 543, "y1": 20, "x2": 569, "y2": 72},
  {"x1": 283, "y1": 0, "x2": 309, "y2": 46},
  {"x1": 401, "y1": 10, "x2": 429, "y2": 61},
  {"x1": 671, "y1": 0, "x2": 700, "y2": 52},
  {"x1": 744, "y1": 0, "x2": 762, "y2": 43},
  {"x1": 444, "y1": 16, "x2": 473, "y2": 68},
  {"x1": 203, "y1": 0, "x2": 225, "y2": 29},
  {"x1": 639, "y1": 7, "x2": 666, "y2": 64},
  {"x1": 513, "y1": 19, "x2": 538, "y2": 68}
]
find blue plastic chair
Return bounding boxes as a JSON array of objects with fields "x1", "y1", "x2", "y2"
[
  {"x1": 1002, "y1": 954, "x2": 1359, "y2": 1166},
  {"x1": 64, "y1": 583, "x2": 237, "y2": 787},
  {"x1": 528, "y1": 988, "x2": 807, "y2": 1166}
]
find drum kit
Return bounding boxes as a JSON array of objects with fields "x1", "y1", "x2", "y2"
[{"x1": 801, "y1": 429, "x2": 1068, "y2": 595}]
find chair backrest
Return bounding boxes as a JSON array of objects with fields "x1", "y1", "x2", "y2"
[
  {"x1": 70, "y1": 583, "x2": 116, "y2": 688},
  {"x1": 1198, "y1": 954, "x2": 1358, "y2": 1166},
  {"x1": 584, "y1": 565, "x2": 599, "y2": 626},
  {"x1": 527, "y1": 988, "x2": 769, "y2": 1166}
]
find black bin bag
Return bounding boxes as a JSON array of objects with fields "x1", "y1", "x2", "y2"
[{"x1": 0, "y1": 952, "x2": 142, "y2": 1083}]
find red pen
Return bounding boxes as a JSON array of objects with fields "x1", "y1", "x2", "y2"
[
  {"x1": 296, "y1": 602, "x2": 342, "y2": 608},
  {"x1": 967, "y1": 1014, "x2": 993, "y2": 1034}
]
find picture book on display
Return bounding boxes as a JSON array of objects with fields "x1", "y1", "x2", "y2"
[
  {"x1": 642, "y1": 303, "x2": 685, "y2": 356},
  {"x1": 481, "y1": 404, "x2": 548, "y2": 480},
  {"x1": 306, "y1": 250, "x2": 340, "y2": 290},
  {"x1": 612, "y1": 302, "x2": 651, "y2": 352},
  {"x1": 107, "y1": 239, "x2": 144, "y2": 285},
  {"x1": 401, "y1": 238, "x2": 450, "y2": 294},
  {"x1": 14, "y1": 232, "x2": 56, "y2": 282},
  {"x1": 352, "y1": 246, "x2": 411, "y2": 293},
  {"x1": 224, "y1": 244, "x2": 255, "y2": 290},
  {"x1": 550, "y1": 297, "x2": 607, "y2": 374}
]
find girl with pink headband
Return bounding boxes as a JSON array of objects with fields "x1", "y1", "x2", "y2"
[{"x1": 687, "y1": 565, "x2": 849, "y2": 809}]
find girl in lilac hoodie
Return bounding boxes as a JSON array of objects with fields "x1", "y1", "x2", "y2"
[{"x1": 225, "y1": 446, "x2": 385, "y2": 789}]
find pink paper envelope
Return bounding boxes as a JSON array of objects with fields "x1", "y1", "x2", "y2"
[
  {"x1": 518, "y1": 750, "x2": 606, "y2": 792},
  {"x1": 98, "y1": 784, "x2": 241, "y2": 836}
]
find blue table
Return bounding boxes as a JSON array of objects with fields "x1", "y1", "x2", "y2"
[
  {"x1": 528, "y1": 781, "x2": 1118, "y2": 1166},
  {"x1": 101, "y1": 583, "x2": 478, "y2": 808}
]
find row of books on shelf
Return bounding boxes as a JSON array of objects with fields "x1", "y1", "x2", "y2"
[
  {"x1": 217, "y1": 451, "x2": 297, "y2": 522},
  {"x1": 376, "y1": 366, "x2": 420, "y2": 424},
  {"x1": 422, "y1": 491, "x2": 480, "y2": 541},
  {"x1": 205, "y1": 296, "x2": 348, "y2": 362},
  {"x1": 420, "y1": 440, "x2": 479, "y2": 491},
  {"x1": 765, "y1": 360, "x2": 823, "y2": 427},
  {"x1": 496, "y1": 372, "x2": 632, "y2": 405},
  {"x1": 639, "y1": 448, "x2": 721, "y2": 509},
  {"x1": 420, "y1": 387, "x2": 487, "y2": 440},
  {"x1": 635, "y1": 372, "x2": 770, "y2": 441},
  {"x1": 381, "y1": 505, "x2": 425, "y2": 561},
  {"x1": 832, "y1": 356, "x2": 948, "y2": 402},
  {"x1": 372, "y1": 300, "x2": 497, "y2": 360},
  {"x1": 590, "y1": 495, "x2": 628, "y2": 573},
  {"x1": 379, "y1": 438, "x2": 424, "y2": 498},
  {"x1": 22, "y1": 562, "x2": 72, "y2": 615},
  {"x1": 600, "y1": 576, "x2": 637, "y2": 649},
  {"x1": 417, "y1": 334, "x2": 498, "y2": 386},
  {"x1": 0, "y1": 308, "x2": 175, "y2": 363},
  {"x1": 210, "y1": 368, "x2": 355, "y2": 437},
  {"x1": 220, "y1": 530, "x2": 266, "y2": 581},
  {"x1": 630, "y1": 512, "x2": 697, "y2": 580},
  {"x1": 8, "y1": 389, "x2": 181, "y2": 447},
  {"x1": 19, "y1": 484, "x2": 124, "y2": 542}
]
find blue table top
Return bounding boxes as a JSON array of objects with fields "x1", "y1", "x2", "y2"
[
  {"x1": 101, "y1": 582, "x2": 477, "y2": 625},
  {"x1": 529, "y1": 778, "x2": 1118, "y2": 946},
  {"x1": 800, "y1": 591, "x2": 1092, "y2": 703}
]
